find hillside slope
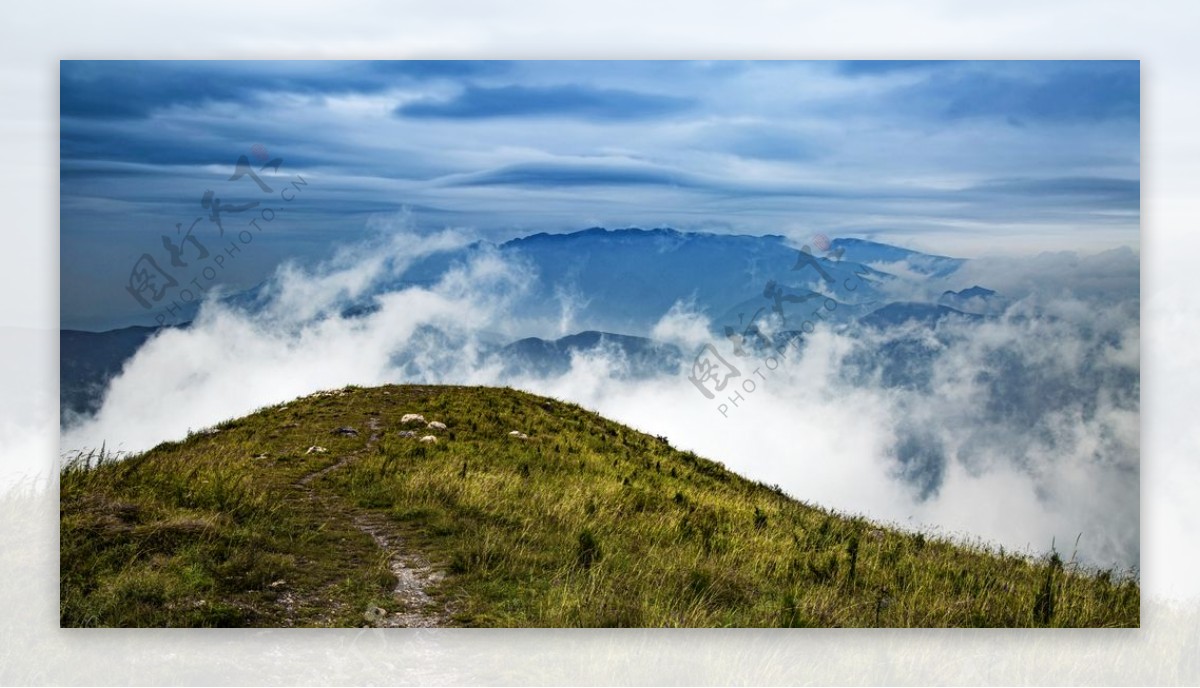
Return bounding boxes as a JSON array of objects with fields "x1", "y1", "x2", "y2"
[{"x1": 60, "y1": 384, "x2": 1138, "y2": 628}]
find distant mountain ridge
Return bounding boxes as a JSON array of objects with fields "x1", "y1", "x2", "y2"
[
  {"x1": 829, "y1": 237, "x2": 965, "y2": 277},
  {"x1": 393, "y1": 227, "x2": 905, "y2": 337},
  {"x1": 60, "y1": 227, "x2": 998, "y2": 425},
  {"x1": 60, "y1": 325, "x2": 171, "y2": 423},
  {"x1": 938, "y1": 285, "x2": 1007, "y2": 315},
  {"x1": 861, "y1": 302, "x2": 982, "y2": 329},
  {"x1": 499, "y1": 331, "x2": 682, "y2": 378}
]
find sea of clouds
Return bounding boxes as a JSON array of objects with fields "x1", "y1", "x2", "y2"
[{"x1": 60, "y1": 225, "x2": 1141, "y2": 573}]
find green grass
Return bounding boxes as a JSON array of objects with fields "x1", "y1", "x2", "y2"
[{"x1": 60, "y1": 384, "x2": 1139, "y2": 627}]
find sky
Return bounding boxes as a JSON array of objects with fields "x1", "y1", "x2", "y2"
[{"x1": 59, "y1": 60, "x2": 1140, "y2": 330}]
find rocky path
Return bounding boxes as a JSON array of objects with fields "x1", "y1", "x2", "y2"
[{"x1": 290, "y1": 414, "x2": 449, "y2": 628}]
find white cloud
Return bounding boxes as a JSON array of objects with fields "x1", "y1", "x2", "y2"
[
  {"x1": 62, "y1": 235, "x2": 1142, "y2": 580},
  {"x1": 650, "y1": 300, "x2": 713, "y2": 350}
]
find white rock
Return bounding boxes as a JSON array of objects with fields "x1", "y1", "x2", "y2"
[
  {"x1": 419, "y1": 435, "x2": 438, "y2": 444},
  {"x1": 427, "y1": 421, "x2": 447, "y2": 430},
  {"x1": 305, "y1": 446, "x2": 328, "y2": 454},
  {"x1": 363, "y1": 606, "x2": 387, "y2": 625},
  {"x1": 401, "y1": 414, "x2": 426, "y2": 424}
]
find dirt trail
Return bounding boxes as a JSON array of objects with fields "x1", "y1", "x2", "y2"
[
  {"x1": 291, "y1": 414, "x2": 449, "y2": 628},
  {"x1": 296, "y1": 455, "x2": 352, "y2": 487},
  {"x1": 354, "y1": 513, "x2": 449, "y2": 628}
]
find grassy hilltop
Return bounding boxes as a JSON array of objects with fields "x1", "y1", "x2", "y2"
[{"x1": 61, "y1": 384, "x2": 1138, "y2": 627}]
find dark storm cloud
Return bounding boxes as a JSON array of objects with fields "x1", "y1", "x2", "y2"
[
  {"x1": 395, "y1": 83, "x2": 695, "y2": 120},
  {"x1": 834, "y1": 60, "x2": 958, "y2": 75},
  {"x1": 966, "y1": 176, "x2": 1140, "y2": 209},
  {"x1": 899, "y1": 61, "x2": 1140, "y2": 124},
  {"x1": 60, "y1": 60, "x2": 509, "y2": 120},
  {"x1": 447, "y1": 161, "x2": 696, "y2": 188}
]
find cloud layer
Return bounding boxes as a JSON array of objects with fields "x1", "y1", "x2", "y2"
[{"x1": 62, "y1": 229, "x2": 1140, "y2": 572}]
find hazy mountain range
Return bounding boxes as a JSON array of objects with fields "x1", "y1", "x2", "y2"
[
  {"x1": 61, "y1": 228, "x2": 1000, "y2": 423},
  {"x1": 61, "y1": 228, "x2": 1006, "y2": 424}
]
